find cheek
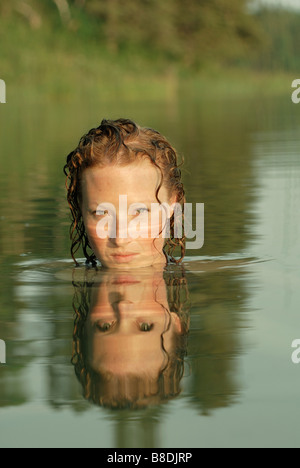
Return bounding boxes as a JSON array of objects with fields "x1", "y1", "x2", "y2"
[
  {"x1": 133, "y1": 212, "x2": 168, "y2": 241},
  {"x1": 83, "y1": 218, "x2": 105, "y2": 249},
  {"x1": 87, "y1": 227, "x2": 107, "y2": 250},
  {"x1": 83, "y1": 217, "x2": 95, "y2": 239}
]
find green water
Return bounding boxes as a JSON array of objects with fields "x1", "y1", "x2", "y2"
[{"x1": 0, "y1": 92, "x2": 300, "y2": 448}]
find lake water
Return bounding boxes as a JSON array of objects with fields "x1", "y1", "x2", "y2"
[{"x1": 0, "y1": 92, "x2": 300, "y2": 448}]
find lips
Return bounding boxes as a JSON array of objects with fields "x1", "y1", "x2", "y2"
[
  {"x1": 111, "y1": 253, "x2": 139, "y2": 264},
  {"x1": 112, "y1": 274, "x2": 140, "y2": 285}
]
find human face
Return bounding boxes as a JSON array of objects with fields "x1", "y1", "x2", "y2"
[
  {"x1": 85, "y1": 269, "x2": 182, "y2": 376},
  {"x1": 80, "y1": 160, "x2": 175, "y2": 269}
]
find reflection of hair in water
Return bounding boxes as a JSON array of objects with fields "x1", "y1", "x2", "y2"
[{"x1": 71, "y1": 269, "x2": 190, "y2": 410}]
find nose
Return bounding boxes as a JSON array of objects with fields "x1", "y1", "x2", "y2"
[
  {"x1": 108, "y1": 213, "x2": 133, "y2": 246},
  {"x1": 113, "y1": 301, "x2": 136, "y2": 334},
  {"x1": 116, "y1": 300, "x2": 133, "y2": 318},
  {"x1": 109, "y1": 294, "x2": 133, "y2": 318}
]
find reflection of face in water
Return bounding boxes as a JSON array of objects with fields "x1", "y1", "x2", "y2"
[
  {"x1": 72, "y1": 268, "x2": 190, "y2": 409},
  {"x1": 87, "y1": 272, "x2": 182, "y2": 376}
]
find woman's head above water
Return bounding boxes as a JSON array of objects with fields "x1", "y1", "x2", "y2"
[{"x1": 64, "y1": 118, "x2": 186, "y2": 269}]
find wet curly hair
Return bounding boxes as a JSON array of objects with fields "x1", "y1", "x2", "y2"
[{"x1": 63, "y1": 118, "x2": 186, "y2": 266}]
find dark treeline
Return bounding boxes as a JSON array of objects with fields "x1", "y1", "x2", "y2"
[
  {"x1": 0, "y1": 0, "x2": 300, "y2": 71},
  {"x1": 74, "y1": 0, "x2": 263, "y2": 67},
  {"x1": 255, "y1": 7, "x2": 300, "y2": 72}
]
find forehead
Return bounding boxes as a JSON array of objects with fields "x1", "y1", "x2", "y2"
[{"x1": 81, "y1": 160, "x2": 166, "y2": 203}]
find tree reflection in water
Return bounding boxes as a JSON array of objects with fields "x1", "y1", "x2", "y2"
[{"x1": 70, "y1": 258, "x2": 249, "y2": 417}]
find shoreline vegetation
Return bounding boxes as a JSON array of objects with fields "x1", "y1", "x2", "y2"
[{"x1": 0, "y1": 1, "x2": 299, "y2": 102}]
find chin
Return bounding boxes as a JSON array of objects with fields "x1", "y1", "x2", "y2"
[{"x1": 98, "y1": 257, "x2": 162, "y2": 270}]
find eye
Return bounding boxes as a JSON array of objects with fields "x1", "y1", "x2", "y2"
[
  {"x1": 90, "y1": 209, "x2": 107, "y2": 217},
  {"x1": 139, "y1": 322, "x2": 154, "y2": 332},
  {"x1": 95, "y1": 321, "x2": 115, "y2": 332},
  {"x1": 131, "y1": 206, "x2": 150, "y2": 216},
  {"x1": 95, "y1": 209, "x2": 109, "y2": 216},
  {"x1": 128, "y1": 203, "x2": 150, "y2": 216}
]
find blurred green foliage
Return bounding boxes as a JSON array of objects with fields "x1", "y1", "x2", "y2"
[
  {"x1": 0, "y1": 0, "x2": 299, "y2": 97},
  {"x1": 254, "y1": 7, "x2": 300, "y2": 72},
  {"x1": 78, "y1": 0, "x2": 263, "y2": 66},
  {"x1": 0, "y1": 0, "x2": 265, "y2": 68}
]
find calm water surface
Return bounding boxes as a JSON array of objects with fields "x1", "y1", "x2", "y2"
[{"x1": 0, "y1": 94, "x2": 300, "y2": 448}]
